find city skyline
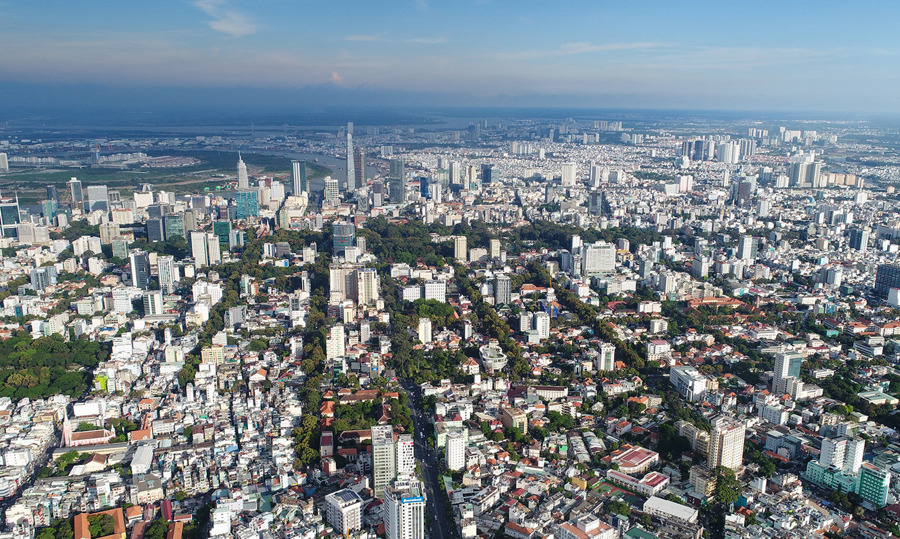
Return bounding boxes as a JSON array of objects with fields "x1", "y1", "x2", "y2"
[{"x1": 3, "y1": 1, "x2": 900, "y2": 116}]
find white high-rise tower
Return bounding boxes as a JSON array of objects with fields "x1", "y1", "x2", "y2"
[
  {"x1": 237, "y1": 153, "x2": 249, "y2": 189},
  {"x1": 346, "y1": 122, "x2": 355, "y2": 191}
]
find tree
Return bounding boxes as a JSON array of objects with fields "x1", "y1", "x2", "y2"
[
  {"x1": 712, "y1": 466, "x2": 740, "y2": 505},
  {"x1": 88, "y1": 514, "x2": 116, "y2": 538}
]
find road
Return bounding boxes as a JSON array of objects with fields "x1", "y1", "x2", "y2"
[{"x1": 400, "y1": 381, "x2": 456, "y2": 539}]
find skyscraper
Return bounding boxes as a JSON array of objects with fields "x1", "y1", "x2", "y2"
[
  {"x1": 561, "y1": 162, "x2": 577, "y2": 187},
  {"x1": 291, "y1": 160, "x2": 307, "y2": 195},
  {"x1": 157, "y1": 255, "x2": 179, "y2": 294},
  {"x1": 354, "y1": 146, "x2": 366, "y2": 188},
  {"x1": 130, "y1": 250, "x2": 151, "y2": 290},
  {"x1": 332, "y1": 221, "x2": 356, "y2": 257},
  {"x1": 190, "y1": 231, "x2": 220, "y2": 269},
  {"x1": 737, "y1": 235, "x2": 757, "y2": 261},
  {"x1": 237, "y1": 153, "x2": 249, "y2": 189},
  {"x1": 384, "y1": 478, "x2": 427, "y2": 539},
  {"x1": 234, "y1": 190, "x2": 259, "y2": 219},
  {"x1": 324, "y1": 177, "x2": 340, "y2": 202},
  {"x1": 372, "y1": 425, "x2": 396, "y2": 498},
  {"x1": 454, "y1": 236, "x2": 467, "y2": 261},
  {"x1": 86, "y1": 185, "x2": 109, "y2": 213},
  {"x1": 46, "y1": 185, "x2": 59, "y2": 205},
  {"x1": 481, "y1": 164, "x2": 494, "y2": 184},
  {"x1": 495, "y1": 274, "x2": 511, "y2": 305},
  {"x1": 346, "y1": 122, "x2": 355, "y2": 191},
  {"x1": 68, "y1": 177, "x2": 84, "y2": 210},
  {"x1": 875, "y1": 264, "x2": 900, "y2": 297},
  {"x1": 849, "y1": 227, "x2": 869, "y2": 252},
  {"x1": 708, "y1": 417, "x2": 745, "y2": 471},
  {"x1": 389, "y1": 158, "x2": 407, "y2": 204},
  {"x1": 446, "y1": 429, "x2": 465, "y2": 471},
  {"x1": 773, "y1": 352, "x2": 804, "y2": 394},
  {"x1": 395, "y1": 434, "x2": 415, "y2": 477}
]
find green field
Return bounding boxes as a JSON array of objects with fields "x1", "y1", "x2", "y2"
[{"x1": 0, "y1": 150, "x2": 331, "y2": 203}]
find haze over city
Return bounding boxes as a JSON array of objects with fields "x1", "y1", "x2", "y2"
[{"x1": 3, "y1": 1, "x2": 900, "y2": 118}]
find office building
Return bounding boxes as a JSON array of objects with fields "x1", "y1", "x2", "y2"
[
  {"x1": 326, "y1": 324, "x2": 345, "y2": 360},
  {"x1": 494, "y1": 274, "x2": 511, "y2": 305},
  {"x1": 372, "y1": 425, "x2": 396, "y2": 498},
  {"x1": 164, "y1": 213, "x2": 185, "y2": 240},
  {"x1": 234, "y1": 190, "x2": 259, "y2": 219},
  {"x1": 46, "y1": 185, "x2": 59, "y2": 205},
  {"x1": 237, "y1": 153, "x2": 249, "y2": 189},
  {"x1": 86, "y1": 185, "x2": 109, "y2": 213},
  {"x1": 68, "y1": 178, "x2": 84, "y2": 210},
  {"x1": 143, "y1": 290, "x2": 164, "y2": 316},
  {"x1": 157, "y1": 256, "x2": 179, "y2": 294},
  {"x1": 481, "y1": 164, "x2": 494, "y2": 184},
  {"x1": 0, "y1": 196, "x2": 19, "y2": 238},
  {"x1": 396, "y1": 434, "x2": 415, "y2": 477},
  {"x1": 389, "y1": 159, "x2": 407, "y2": 204},
  {"x1": 708, "y1": 417, "x2": 745, "y2": 471},
  {"x1": 212, "y1": 220, "x2": 232, "y2": 248},
  {"x1": 773, "y1": 352, "x2": 804, "y2": 394},
  {"x1": 454, "y1": 236, "x2": 467, "y2": 261},
  {"x1": 448, "y1": 161, "x2": 461, "y2": 186},
  {"x1": 291, "y1": 160, "x2": 307, "y2": 195},
  {"x1": 99, "y1": 223, "x2": 120, "y2": 245},
  {"x1": 190, "y1": 231, "x2": 220, "y2": 269},
  {"x1": 147, "y1": 218, "x2": 165, "y2": 242},
  {"x1": 849, "y1": 227, "x2": 869, "y2": 252},
  {"x1": 130, "y1": 250, "x2": 151, "y2": 290},
  {"x1": 500, "y1": 407, "x2": 527, "y2": 434},
  {"x1": 446, "y1": 429, "x2": 465, "y2": 471},
  {"x1": 324, "y1": 177, "x2": 340, "y2": 201},
  {"x1": 583, "y1": 241, "x2": 616, "y2": 275},
  {"x1": 324, "y1": 489, "x2": 363, "y2": 536},
  {"x1": 384, "y1": 478, "x2": 427, "y2": 539},
  {"x1": 346, "y1": 122, "x2": 355, "y2": 191},
  {"x1": 0, "y1": 153, "x2": 7, "y2": 171},
  {"x1": 332, "y1": 221, "x2": 356, "y2": 256},
  {"x1": 354, "y1": 146, "x2": 366, "y2": 189},
  {"x1": 737, "y1": 235, "x2": 757, "y2": 261}
]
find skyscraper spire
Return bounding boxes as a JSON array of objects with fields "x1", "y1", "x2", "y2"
[{"x1": 237, "y1": 152, "x2": 249, "y2": 190}]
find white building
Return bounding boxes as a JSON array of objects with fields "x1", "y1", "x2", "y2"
[
  {"x1": 446, "y1": 429, "x2": 465, "y2": 471},
  {"x1": 384, "y1": 478, "x2": 427, "y2": 539},
  {"x1": 533, "y1": 311, "x2": 550, "y2": 340},
  {"x1": 372, "y1": 425, "x2": 396, "y2": 498},
  {"x1": 418, "y1": 318, "x2": 432, "y2": 344},
  {"x1": 325, "y1": 488, "x2": 363, "y2": 535},
  {"x1": 396, "y1": 434, "x2": 415, "y2": 477},
  {"x1": 595, "y1": 342, "x2": 616, "y2": 372},
  {"x1": 708, "y1": 416, "x2": 746, "y2": 471}
]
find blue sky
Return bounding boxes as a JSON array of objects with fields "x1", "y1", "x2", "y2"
[{"x1": 2, "y1": 0, "x2": 900, "y2": 111}]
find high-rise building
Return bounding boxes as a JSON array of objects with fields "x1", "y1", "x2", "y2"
[
  {"x1": 164, "y1": 213, "x2": 185, "y2": 240},
  {"x1": 533, "y1": 311, "x2": 550, "y2": 340},
  {"x1": 46, "y1": 185, "x2": 59, "y2": 205},
  {"x1": 384, "y1": 478, "x2": 427, "y2": 539},
  {"x1": 707, "y1": 417, "x2": 745, "y2": 471},
  {"x1": 324, "y1": 177, "x2": 340, "y2": 201},
  {"x1": 234, "y1": 190, "x2": 259, "y2": 219},
  {"x1": 494, "y1": 274, "x2": 511, "y2": 305},
  {"x1": 354, "y1": 146, "x2": 366, "y2": 189},
  {"x1": 857, "y1": 463, "x2": 891, "y2": 508},
  {"x1": 332, "y1": 221, "x2": 356, "y2": 257},
  {"x1": 561, "y1": 162, "x2": 577, "y2": 187},
  {"x1": 454, "y1": 236, "x2": 467, "y2": 261},
  {"x1": 30, "y1": 267, "x2": 58, "y2": 291},
  {"x1": 146, "y1": 218, "x2": 165, "y2": 243},
  {"x1": 346, "y1": 122, "x2": 355, "y2": 191},
  {"x1": 157, "y1": 256, "x2": 179, "y2": 294},
  {"x1": 595, "y1": 342, "x2": 616, "y2": 372},
  {"x1": 68, "y1": 178, "x2": 84, "y2": 210},
  {"x1": 489, "y1": 238, "x2": 501, "y2": 259},
  {"x1": 849, "y1": 227, "x2": 869, "y2": 252},
  {"x1": 372, "y1": 425, "x2": 396, "y2": 498},
  {"x1": 237, "y1": 153, "x2": 249, "y2": 190},
  {"x1": 291, "y1": 160, "x2": 307, "y2": 195},
  {"x1": 446, "y1": 429, "x2": 465, "y2": 471},
  {"x1": 875, "y1": 264, "x2": 900, "y2": 297},
  {"x1": 448, "y1": 161, "x2": 461, "y2": 186},
  {"x1": 395, "y1": 434, "x2": 415, "y2": 477},
  {"x1": 130, "y1": 250, "x2": 151, "y2": 290},
  {"x1": 86, "y1": 185, "x2": 109, "y2": 213},
  {"x1": 143, "y1": 290, "x2": 164, "y2": 316},
  {"x1": 481, "y1": 164, "x2": 494, "y2": 184},
  {"x1": 326, "y1": 324, "x2": 346, "y2": 360},
  {"x1": 324, "y1": 489, "x2": 363, "y2": 536},
  {"x1": 773, "y1": 352, "x2": 804, "y2": 394},
  {"x1": 417, "y1": 317, "x2": 432, "y2": 344},
  {"x1": 582, "y1": 241, "x2": 616, "y2": 275},
  {"x1": 388, "y1": 159, "x2": 407, "y2": 204},
  {"x1": 0, "y1": 196, "x2": 19, "y2": 238},
  {"x1": 0, "y1": 153, "x2": 7, "y2": 171},
  {"x1": 737, "y1": 235, "x2": 757, "y2": 261},
  {"x1": 588, "y1": 191, "x2": 604, "y2": 215},
  {"x1": 354, "y1": 268, "x2": 380, "y2": 305},
  {"x1": 190, "y1": 231, "x2": 220, "y2": 269}
]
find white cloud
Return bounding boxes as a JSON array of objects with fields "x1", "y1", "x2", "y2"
[{"x1": 194, "y1": 0, "x2": 259, "y2": 37}]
